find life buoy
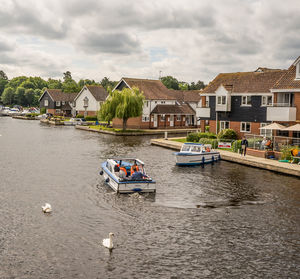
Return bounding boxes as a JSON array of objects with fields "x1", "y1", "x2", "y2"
[
  {"x1": 120, "y1": 167, "x2": 127, "y2": 176},
  {"x1": 206, "y1": 147, "x2": 211, "y2": 152},
  {"x1": 130, "y1": 165, "x2": 139, "y2": 175}
]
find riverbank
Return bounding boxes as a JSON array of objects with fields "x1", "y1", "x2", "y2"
[
  {"x1": 75, "y1": 125, "x2": 200, "y2": 136},
  {"x1": 151, "y1": 138, "x2": 300, "y2": 177}
]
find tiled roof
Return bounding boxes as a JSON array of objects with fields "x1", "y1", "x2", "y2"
[
  {"x1": 202, "y1": 70, "x2": 286, "y2": 94},
  {"x1": 160, "y1": 90, "x2": 201, "y2": 103},
  {"x1": 122, "y1": 78, "x2": 177, "y2": 100},
  {"x1": 86, "y1": 85, "x2": 108, "y2": 101},
  {"x1": 272, "y1": 65, "x2": 300, "y2": 90},
  {"x1": 151, "y1": 104, "x2": 195, "y2": 115},
  {"x1": 47, "y1": 89, "x2": 77, "y2": 101}
]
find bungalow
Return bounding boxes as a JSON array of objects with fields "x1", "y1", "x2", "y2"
[
  {"x1": 74, "y1": 85, "x2": 108, "y2": 117},
  {"x1": 112, "y1": 77, "x2": 201, "y2": 129},
  {"x1": 39, "y1": 89, "x2": 77, "y2": 116},
  {"x1": 199, "y1": 68, "x2": 287, "y2": 138}
]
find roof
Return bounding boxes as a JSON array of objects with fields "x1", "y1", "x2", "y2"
[
  {"x1": 86, "y1": 85, "x2": 108, "y2": 101},
  {"x1": 151, "y1": 104, "x2": 195, "y2": 115},
  {"x1": 202, "y1": 70, "x2": 286, "y2": 94},
  {"x1": 46, "y1": 89, "x2": 77, "y2": 102},
  {"x1": 121, "y1": 78, "x2": 177, "y2": 100},
  {"x1": 272, "y1": 64, "x2": 300, "y2": 90}
]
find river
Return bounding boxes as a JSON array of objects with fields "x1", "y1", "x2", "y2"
[{"x1": 0, "y1": 117, "x2": 299, "y2": 278}]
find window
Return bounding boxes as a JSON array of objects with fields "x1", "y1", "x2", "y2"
[
  {"x1": 72, "y1": 101, "x2": 76, "y2": 107},
  {"x1": 240, "y1": 122, "x2": 251, "y2": 132},
  {"x1": 177, "y1": 115, "x2": 181, "y2": 121},
  {"x1": 44, "y1": 99, "x2": 48, "y2": 106},
  {"x1": 205, "y1": 96, "x2": 209, "y2": 107},
  {"x1": 62, "y1": 101, "x2": 65, "y2": 105},
  {"x1": 160, "y1": 114, "x2": 165, "y2": 121},
  {"x1": 241, "y1": 96, "x2": 251, "y2": 106},
  {"x1": 142, "y1": 115, "x2": 149, "y2": 122},
  {"x1": 220, "y1": 121, "x2": 229, "y2": 131},
  {"x1": 261, "y1": 95, "x2": 273, "y2": 106},
  {"x1": 56, "y1": 101, "x2": 61, "y2": 106},
  {"x1": 296, "y1": 62, "x2": 300, "y2": 79},
  {"x1": 260, "y1": 123, "x2": 272, "y2": 137},
  {"x1": 161, "y1": 101, "x2": 166, "y2": 104},
  {"x1": 217, "y1": 96, "x2": 226, "y2": 105},
  {"x1": 55, "y1": 109, "x2": 61, "y2": 113},
  {"x1": 83, "y1": 97, "x2": 89, "y2": 107},
  {"x1": 146, "y1": 101, "x2": 149, "y2": 107}
]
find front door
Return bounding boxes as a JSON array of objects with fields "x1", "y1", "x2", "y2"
[
  {"x1": 154, "y1": 115, "x2": 157, "y2": 128},
  {"x1": 170, "y1": 115, "x2": 174, "y2": 127}
]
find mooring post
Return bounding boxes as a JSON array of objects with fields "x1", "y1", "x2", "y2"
[{"x1": 202, "y1": 156, "x2": 205, "y2": 168}]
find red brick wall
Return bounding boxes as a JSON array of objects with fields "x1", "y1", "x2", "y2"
[
  {"x1": 209, "y1": 120, "x2": 216, "y2": 134},
  {"x1": 200, "y1": 120, "x2": 205, "y2": 132},
  {"x1": 201, "y1": 96, "x2": 206, "y2": 107}
]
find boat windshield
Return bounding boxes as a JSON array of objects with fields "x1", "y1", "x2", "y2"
[
  {"x1": 191, "y1": 146, "x2": 202, "y2": 152},
  {"x1": 182, "y1": 145, "x2": 191, "y2": 152}
]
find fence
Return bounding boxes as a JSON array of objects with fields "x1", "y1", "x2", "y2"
[{"x1": 245, "y1": 134, "x2": 300, "y2": 152}]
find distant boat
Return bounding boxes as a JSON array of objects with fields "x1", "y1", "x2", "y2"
[
  {"x1": 100, "y1": 158, "x2": 156, "y2": 193},
  {"x1": 174, "y1": 143, "x2": 221, "y2": 166}
]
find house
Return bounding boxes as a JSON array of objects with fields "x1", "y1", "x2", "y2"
[
  {"x1": 270, "y1": 56, "x2": 300, "y2": 139},
  {"x1": 199, "y1": 68, "x2": 287, "y2": 138},
  {"x1": 39, "y1": 89, "x2": 77, "y2": 116},
  {"x1": 74, "y1": 85, "x2": 108, "y2": 117},
  {"x1": 112, "y1": 78, "x2": 201, "y2": 129}
]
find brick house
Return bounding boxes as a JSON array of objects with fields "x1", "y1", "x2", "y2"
[
  {"x1": 39, "y1": 89, "x2": 77, "y2": 116},
  {"x1": 112, "y1": 78, "x2": 201, "y2": 129},
  {"x1": 74, "y1": 85, "x2": 108, "y2": 117},
  {"x1": 199, "y1": 68, "x2": 287, "y2": 138},
  {"x1": 270, "y1": 56, "x2": 300, "y2": 139}
]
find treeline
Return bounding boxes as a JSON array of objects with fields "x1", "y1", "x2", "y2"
[
  {"x1": 0, "y1": 70, "x2": 206, "y2": 107},
  {"x1": 0, "y1": 70, "x2": 117, "y2": 107}
]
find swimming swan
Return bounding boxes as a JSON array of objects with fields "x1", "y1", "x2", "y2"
[
  {"x1": 102, "y1": 232, "x2": 114, "y2": 249},
  {"x1": 42, "y1": 203, "x2": 52, "y2": 213}
]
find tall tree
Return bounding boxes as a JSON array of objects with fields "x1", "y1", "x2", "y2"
[
  {"x1": 99, "y1": 87, "x2": 144, "y2": 130},
  {"x1": 160, "y1": 76, "x2": 179, "y2": 90},
  {"x1": 47, "y1": 78, "x2": 62, "y2": 89},
  {"x1": 63, "y1": 71, "x2": 72, "y2": 82},
  {"x1": 1, "y1": 87, "x2": 14, "y2": 105},
  {"x1": 100, "y1": 77, "x2": 117, "y2": 90},
  {"x1": 25, "y1": 89, "x2": 35, "y2": 106},
  {"x1": 0, "y1": 70, "x2": 8, "y2": 80},
  {"x1": 15, "y1": 87, "x2": 26, "y2": 105},
  {"x1": 62, "y1": 80, "x2": 80, "y2": 93}
]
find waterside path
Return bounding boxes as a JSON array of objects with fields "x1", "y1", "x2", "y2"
[{"x1": 151, "y1": 138, "x2": 300, "y2": 178}]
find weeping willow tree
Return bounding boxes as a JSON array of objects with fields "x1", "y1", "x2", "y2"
[{"x1": 98, "y1": 86, "x2": 145, "y2": 130}]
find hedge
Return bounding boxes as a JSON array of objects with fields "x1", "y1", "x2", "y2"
[
  {"x1": 85, "y1": 116, "x2": 98, "y2": 121},
  {"x1": 217, "y1": 129, "x2": 238, "y2": 140},
  {"x1": 232, "y1": 140, "x2": 242, "y2": 153},
  {"x1": 76, "y1": 114, "x2": 84, "y2": 118}
]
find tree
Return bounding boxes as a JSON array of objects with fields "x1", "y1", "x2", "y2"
[
  {"x1": 99, "y1": 87, "x2": 144, "y2": 130},
  {"x1": 179, "y1": 82, "x2": 189, "y2": 90},
  {"x1": 63, "y1": 71, "x2": 72, "y2": 82},
  {"x1": 1, "y1": 87, "x2": 14, "y2": 105},
  {"x1": 160, "y1": 76, "x2": 179, "y2": 90},
  {"x1": 100, "y1": 77, "x2": 117, "y2": 90},
  {"x1": 0, "y1": 79, "x2": 8, "y2": 96},
  {"x1": 15, "y1": 87, "x2": 26, "y2": 105},
  {"x1": 25, "y1": 89, "x2": 35, "y2": 106},
  {"x1": 189, "y1": 80, "x2": 206, "y2": 90},
  {"x1": 0, "y1": 70, "x2": 8, "y2": 80},
  {"x1": 62, "y1": 80, "x2": 80, "y2": 93},
  {"x1": 47, "y1": 78, "x2": 62, "y2": 89}
]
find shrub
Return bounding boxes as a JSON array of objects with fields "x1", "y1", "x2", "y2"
[
  {"x1": 205, "y1": 126, "x2": 210, "y2": 132},
  {"x1": 198, "y1": 138, "x2": 218, "y2": 149},
  {"x1": 85, "y1": 116, "x2": 98, "y2": 121},
  {"x1": 40, "y1": 107, "x2": 46, "y2": 114},
  {"x1": 232, "y1": 140, "x2": 242, "y2": 153},
  {"x1": 186, "y1": 132, "x2": 200, "y2": 142},
  {"x1": 76, "y1": 114, "x2": 84, "y2": 118},
  {"x1": 217, "y1": 129, "x2": 238, "y2": 140},
  {"x1": 198, "y1": 132, "x2": 216, "y2": 139},
  {"x1": 280, "y1": 145, "x2": 297, "y2": 160}
]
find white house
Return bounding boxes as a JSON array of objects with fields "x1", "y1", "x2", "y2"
[{"x1": 74, "y1": 85, "x2": 108, "y2": 116}]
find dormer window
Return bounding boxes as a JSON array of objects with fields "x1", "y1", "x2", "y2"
[
  {"x1": 241, "y1": 96, "x2": 251, "y2": 106},
  {"x1": 217, "y1": 96, "x2": 226, "y2": 105},
  {"x1": 56, "y1": 101, "x2": 61, "y2": 106}
]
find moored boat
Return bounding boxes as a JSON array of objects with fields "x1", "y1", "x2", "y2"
[
  {"x1": 100, "y1": 158, "x2": 156, "y2": 193},
  {"x1": 174, "y1": 143, "x2": 221, "y2": 166}
]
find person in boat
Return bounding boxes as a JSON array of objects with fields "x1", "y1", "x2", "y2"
[
  {"x1": 115, "y1": 164, "x2": 127, "y2": 179},
  {"x1": 130, "y1": 166, "x2": 146, "y2": 180}
]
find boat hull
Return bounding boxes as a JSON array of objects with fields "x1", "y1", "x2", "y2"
[
  {"x1": 101, "y1": 162, "x2": 156, "y2": 193},
  {"x1": 175, "y1": 152, "x2": 220, "y2": 166}
]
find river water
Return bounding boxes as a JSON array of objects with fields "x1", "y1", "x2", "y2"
[{"x1": 0, "y1": 117, "x2": 299, "y2": 279}]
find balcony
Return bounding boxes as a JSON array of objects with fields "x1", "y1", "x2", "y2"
[
  {"x1": 267, "y1": 104, "x2": 296, "y2": 121},
  {"x1": 196, "y1": 107, "x2": 210, "y2": 118}
]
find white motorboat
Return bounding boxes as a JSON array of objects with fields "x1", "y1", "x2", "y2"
[
  {"x1": 174, "y1": 143, "x2": 221, "y2": 166},
  {"x1": 100, "y1": 158, "x2": 156, "y2": 193}
]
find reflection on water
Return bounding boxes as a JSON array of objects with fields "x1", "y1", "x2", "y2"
[{"x1": 0, "y1": 117, "x2": 299, "y2": 278}]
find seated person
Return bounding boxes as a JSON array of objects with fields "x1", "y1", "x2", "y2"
[
  {"x1": 130, "y1": 166, "x2": 146, "y2": 180},
  {"x1": 265, "y1": 139, "x2": 272, "y2": 150},
  {"x1": 115, "y1": 164, "x2": 127, "y2": 179}
]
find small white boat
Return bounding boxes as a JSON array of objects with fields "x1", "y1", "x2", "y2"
[
  {"x1": 174, "y1": 143, "x2": 221, "y2": 166},
  {"x1": 100, "y1": 158, "x2": 156, "y2": 193}
]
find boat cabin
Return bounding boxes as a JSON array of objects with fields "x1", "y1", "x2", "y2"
[{"x1": 180, "y1": 143, "x2": 212, "y2": 153}]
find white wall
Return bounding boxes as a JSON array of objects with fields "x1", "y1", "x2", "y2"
[
  {"x1": 142, "y1": 99, "x2": 176, "y2": 115},
  {"x1": 75, "y1": 87, "x2": 100, "y2": 112}
]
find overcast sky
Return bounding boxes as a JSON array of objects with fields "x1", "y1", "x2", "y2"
[{"x1": 0, "y1": 0, "x2": 299, "y2": 83}]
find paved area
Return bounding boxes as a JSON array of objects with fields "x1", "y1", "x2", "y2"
[{"x1": 151, "y1": 138, "x2": 300, "y2": 178}]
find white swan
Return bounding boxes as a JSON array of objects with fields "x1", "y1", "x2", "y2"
[
  {"x1": 102, "y1": 232, "x2": 114, "y2": 249},
  {"x1": 42, "y1": 203, "x2": 52, "y2": 213}
]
